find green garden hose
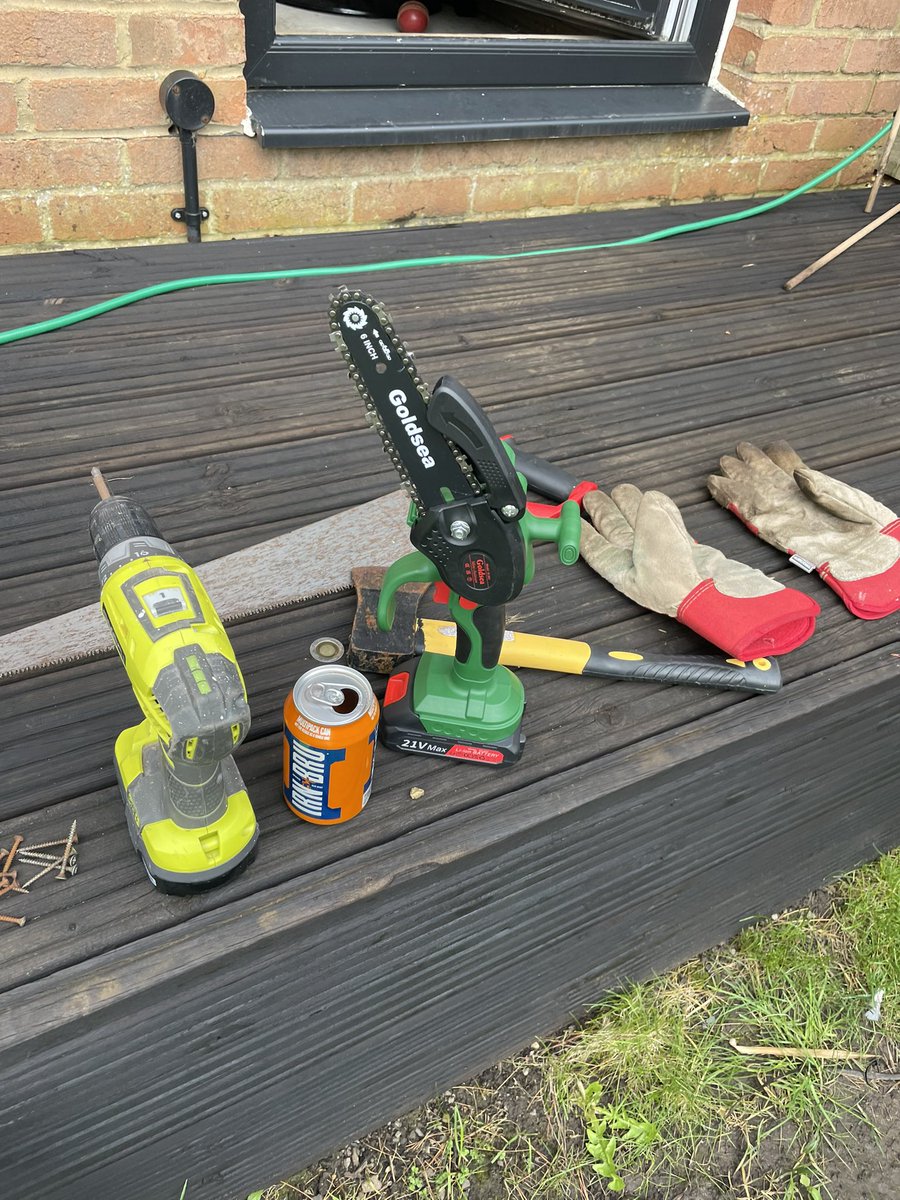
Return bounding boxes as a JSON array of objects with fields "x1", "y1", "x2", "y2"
[{"x1": 0, "y1": 122, "x2": 890, "y2": 347}]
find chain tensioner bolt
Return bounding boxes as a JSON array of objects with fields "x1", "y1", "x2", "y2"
[{"x1": 450, "y1": 520, "x2": 470, "y2": 540}]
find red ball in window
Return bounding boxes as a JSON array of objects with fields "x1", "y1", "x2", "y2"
[{"x1": 397, "y1": 1, "x2": 429, "y2": 31}]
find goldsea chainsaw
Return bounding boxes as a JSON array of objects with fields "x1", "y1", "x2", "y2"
[{"x1": 329, "y1": 289, "x2": 581, "y2": 764}]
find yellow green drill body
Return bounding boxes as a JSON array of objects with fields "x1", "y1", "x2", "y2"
[{"x1": 90, "y1": 477, "x2": 258, "y2": 893}]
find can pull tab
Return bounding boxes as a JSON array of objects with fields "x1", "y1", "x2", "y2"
[{"x1": 309, "y1": 683, "x2": 346, "y2": 707}]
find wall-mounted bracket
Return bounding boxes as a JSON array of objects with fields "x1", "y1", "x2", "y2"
[{"x1": 159, "y1": 70, "x2": 215, "y2": 244}]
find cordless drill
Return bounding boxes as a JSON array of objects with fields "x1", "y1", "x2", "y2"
[{"x1": 89, "y1": 468, "x2": 258, "y2": 893}]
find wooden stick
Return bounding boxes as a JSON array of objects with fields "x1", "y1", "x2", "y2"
[
  {"x1": 784, "y1": 199, "x2": 900, "y2": 292},
  {"x1": 865, "y1": 107, "x2": 900, "y2": 214},
  {"x1": 729, "y1": 1038, "x2": 875, "y2": 1062},
  {"x1": 90, "y1": 467, "x2": 112, "y2": 500}
]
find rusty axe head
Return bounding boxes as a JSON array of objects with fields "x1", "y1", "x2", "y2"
[{"x1": 347, "y1": 566, "x2": 431, "y2": 674}]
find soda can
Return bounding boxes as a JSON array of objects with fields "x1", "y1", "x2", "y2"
[{"x1": 283, "y1": 664, "x2": 379, "y2": 824}]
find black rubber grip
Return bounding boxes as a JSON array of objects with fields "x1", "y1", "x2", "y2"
[
  {"x1": 583, "y1": 651, "x2": 782, "y2": 694},
  {"x1": 506, "y1": 443, "x2": 579, "y2": 503}
]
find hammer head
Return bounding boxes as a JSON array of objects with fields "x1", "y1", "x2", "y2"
[{"x1": 348, "y1": 566, "x2": 430, "y2": 674}]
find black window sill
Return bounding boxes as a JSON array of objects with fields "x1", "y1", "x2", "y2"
[{"x1": 247, "y1": 84, "x2": 749, "y2": 148}]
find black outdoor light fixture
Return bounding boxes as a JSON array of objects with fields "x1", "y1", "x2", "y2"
[{"x1": 159, "y1": 70, "x2": 215, "y2": 243}]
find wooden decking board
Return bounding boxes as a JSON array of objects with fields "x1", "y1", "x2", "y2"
[
  {"x1": 4, "y1": 382, "x2": 897, "y2": 633},
  {"x1": 2, "y1": 568, "x2": 894, "y2": 993},
  {"x1": 1, "y1": 650, "x2": 897, "y2": 1199},
  {"x1": 3, "y1": 280, "x2": 898, "y2": 494},
  {"x1": 2, "y1": 193, "x2": 899, "y2": 1198}
]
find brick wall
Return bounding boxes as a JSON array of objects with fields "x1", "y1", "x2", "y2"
[{"x1": 0, "y1": 0, "x2": 898, "y2": 254}]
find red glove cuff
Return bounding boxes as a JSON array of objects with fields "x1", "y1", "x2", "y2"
[
  {"x1": 677, "y1": 579, "x2": 820, "y2": 658},
  {"x1": 819, "y1": 520, "x2": 900, "y2": 619}
]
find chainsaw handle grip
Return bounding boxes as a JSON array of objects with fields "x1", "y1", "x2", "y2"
[
  {"x1": 519, "y1": 500, "x2": 581, "y2": 566},
  {"x1": 377, "y1": 550, "x2": 439, "y2": 631},
  {"x1": 504, "y1": 442, "x2": 579, "y2": 503},
  {"x1": 451, "y1": 597, "x2": 506, "y2": 674}
]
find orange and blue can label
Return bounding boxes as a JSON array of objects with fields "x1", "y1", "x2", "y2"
[{"x1": 283, "y1": 666, "x2": 379, "y2": 825}]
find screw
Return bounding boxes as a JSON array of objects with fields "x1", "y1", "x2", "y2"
[
  {"x1": 57, "y1": 820, "x2": 78, "y2": 880},
  {"x1": 501, "y1": 504, "x2": 518, "y2": 518},
  {"x1": 20, "y1": 861, "x2": 61, "y2": 890},
  {"x1": 22, "y1": 835, "x2": 79, "y2": 851},
  {"x1": 2, "y1": 836, "x2": 22, "y2": 875},
  {"x1": 0, "y1": 915, "x2": 25, "y2": 927},
  {"x1": 449, "y1": 520, "x2": 470, "y2": 540}
]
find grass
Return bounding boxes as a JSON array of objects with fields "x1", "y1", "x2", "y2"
[{"x1": 252, "y1": 848, "x2": 900, "y2": 1200}]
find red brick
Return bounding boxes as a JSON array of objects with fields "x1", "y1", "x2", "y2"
[
  {"x1": 0, "y1": 9, "x2": 117, "y2": 67},
  {"x1": 354, "y1": 175, "x2": 471, "y2": 223},
  {"x1": 835, "y1": 161, "x2": 877, "y2": 188},
  {"x1": 676, "y1": 160, "x2": 762, "y2": 199},
  {"x1": 844, "y1": 37, "x2": 900, "y2": 74},
  {"x1": 722, "y1": 26, "x2": 762, "y2": 70},
  {"x1": 208, "y1": 79, "x2": 247, "y2": 128},
  {"x1": 872, "y1": 81, "x2": 900, "y2": 115},
  {"x1": 816, "y1": 0, "x2": 897, "y2": 28},
  {"x1": 732, "y1": 118, "x2": 816, "y2": 156},
  {"x1": 759, "y1": 156, "x2": 838, "y2": 192},
  {"x1": 737, "y1": 0, "x2": 816, "y2": 25},
  {"x1": 30, "y1": 80, "x2": 160, "y2": 132},
  {"x1": 754, "y1": 34, "x2": 848, "y2": 73},
  {"x1": 787, "y1": 78, "x2": 873, "y2": 116},
  {"x1": 128, "y1": 134, "x2": 276, "y2": 185},
  {"x1": 129, "y1": 15, "x2": 246, "y2": 69},
  {"x1": 0, "y1": 85, "x2": 16, "y2": 134},
  {"x1": 719, "y1": 70, "x2": 792, "y2": 115},
  {"x1": 577, "y1": 163, "x2": 677, "y2": 207},
  {"x1": 209, "y1": 181, "x2": 350, "y2": 233},
  {"x1": 0, "y1": 138, "x2": 122, "y2": 189},
  {"x1": 814, "y1": 115, "x2": 889, "y2": 152},
  {"x1": 48, "y1": 190, "x2": 185, "y2": 242},
  {"x1": 280, "y1": 144, "x2": 420, "y2": 180},
  {"x1": 472, "y1": 171, "x2": 578, "y2": 214},
  {"x1": 0, "y1": 195, "x2": 41, "y2": 245},
  {"x1": 422, "y1": 137, "x2": 595, "y2": 173}
]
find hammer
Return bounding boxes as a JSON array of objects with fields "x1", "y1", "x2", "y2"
[{"x1": 348, "y1": 567, "x2": 781, "y2": 694}]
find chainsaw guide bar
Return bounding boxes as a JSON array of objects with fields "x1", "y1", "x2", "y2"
[{"x1": 329, "y1": 289, "x2": 481, "y2": 514}]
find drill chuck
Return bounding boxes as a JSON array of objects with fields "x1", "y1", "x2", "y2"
[{"x1": 90, "y1": 495, "x2": 175, "y2": 586}]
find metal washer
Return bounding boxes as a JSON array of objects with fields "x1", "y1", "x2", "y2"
[{"x1": 309, "y1": 636, "x2": 345, "y2": 664}]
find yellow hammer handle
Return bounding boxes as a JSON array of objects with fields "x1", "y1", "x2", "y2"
[{"x1": 420, "y1": 618, "x2": 591, "y2": 673}]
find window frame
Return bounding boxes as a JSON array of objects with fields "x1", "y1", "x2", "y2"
[{"x1": 242, "y1": 0, "x2": 732, "y2": 91}]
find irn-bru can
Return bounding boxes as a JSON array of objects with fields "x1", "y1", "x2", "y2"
[{"x1": 283, "y1": 665, "x2": 379, "y2": 824}]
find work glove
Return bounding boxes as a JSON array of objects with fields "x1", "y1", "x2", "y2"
[
  {"x1": 580, "y1": 484, "x2": 819, "y2": 658},
  {"x1": 708, "y1": 442, "x2": 900, "y2": 620}
]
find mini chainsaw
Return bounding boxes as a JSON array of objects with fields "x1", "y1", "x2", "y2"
[{"x1": 329, "y1": 289, "x2": 581, "y2": 764}]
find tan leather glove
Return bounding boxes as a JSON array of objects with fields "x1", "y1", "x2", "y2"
[
  {"x1": 708, "y1": 442, "x2": 900, "y2": 620},
  {"x1": 580, "y1": 484, "x2": 819, "y2": 657}
]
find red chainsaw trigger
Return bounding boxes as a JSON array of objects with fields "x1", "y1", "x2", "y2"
[{"x1": 431, "y1": 581, "x2": 478, "y2": 610}]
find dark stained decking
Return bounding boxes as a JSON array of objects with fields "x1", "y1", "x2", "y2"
[{"x1": 1, "y1": 191, "x2": 898, "y2": 1199}]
